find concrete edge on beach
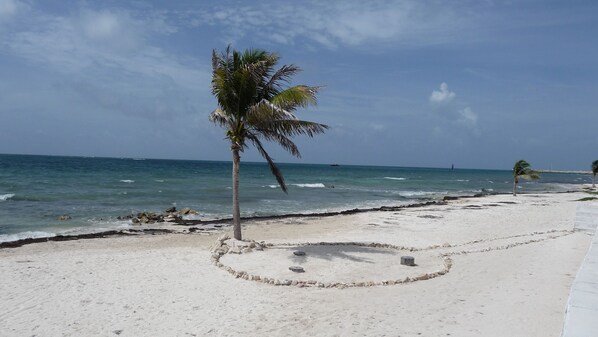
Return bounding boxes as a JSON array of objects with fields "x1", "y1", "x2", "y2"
[{"x1": 561, "y1": 204, "x2": 598, "y2": 337}]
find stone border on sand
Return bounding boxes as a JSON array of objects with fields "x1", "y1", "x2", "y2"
[
  {"x1": 210, "y1": 229, "x2": 574, "y2": 289},
  {"x1": 210, "y1": 236, "x2": 453, "y2": 289}
]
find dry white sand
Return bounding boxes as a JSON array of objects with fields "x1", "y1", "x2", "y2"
[{"x1": 0, "y1": 192, "x2": 593, "y2": 336}]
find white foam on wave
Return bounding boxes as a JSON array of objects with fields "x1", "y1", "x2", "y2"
[
  {"x1": 0, "y1": 193, "x2": 15, "y2": 201},
  {"x1": 0, "y1": 231, "x2": 55, "y2": 243},
  {"x1": 182, "y1": 214, "x2": 203, "y2": 221},
  {"x1": 454, "y1": 179, "x2": 469, "y2": 182},
  {"x1": 292, "y1": 183, "x2": 326, "y2": 188},
  {"x1": 155, "y1": 180, "x2": 164, "y2": 183},
  {"x1": 120, "y1": 180, "x2": 135, "y2": 183},
  {"x1": 384, "y1": 177, "x2": 407, "y2": 181},
  {"x1": 399, "y1": 191, "x2": 442, "y2": 197}
]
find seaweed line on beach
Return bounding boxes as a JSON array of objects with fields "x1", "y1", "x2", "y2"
[
  {"x1": 0, "y1": 197, "x2": 457, "y2": 249},
  {"x1": 0, "y1": 191, "x2": 578, "y2": 250}
]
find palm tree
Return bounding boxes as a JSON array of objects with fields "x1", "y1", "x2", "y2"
[
  {"x1": 512, "y1": 159, "x2": 540, "y2": 196},
  {"x1": 592, "y1": 160, "x2": 598, "y2": 188},
  {"x1": 209, "y1": 47, "x2": 328, "y2": 240}
]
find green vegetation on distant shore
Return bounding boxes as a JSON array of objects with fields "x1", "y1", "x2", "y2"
[
  {"x1": 577, "y1": 197, "x2": 598, "y2": 202},
  {"x1": 209, "y1": 46, "x2": 327, "y2": 240}
]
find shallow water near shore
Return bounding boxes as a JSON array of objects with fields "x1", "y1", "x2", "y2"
[{"x1": 0, "y1": 154, "x2": 590, "y2": 241}]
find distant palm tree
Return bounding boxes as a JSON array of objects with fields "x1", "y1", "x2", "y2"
[
  {"x1": 592, "y1": 160, "x2": 598, "y2": 188},
  {"x1": 512, "y1": 159, "x2": 540, "y2": 196},
  {"x1": 210, "y1": 47, "x2": 328, "y2": 240}
]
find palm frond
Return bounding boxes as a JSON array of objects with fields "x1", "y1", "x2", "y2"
[
  {"x1": 519, "y1": 172, "x2": 540, "y2": 181},
  {"x1": 513, "y1": 159, "x2": 540, "y2": 180},
  {"x1": 247, "y1": 134, "x2": 288, "y2": 193},
  {"x1": 246, "y1": 99, "x2": 298, "y2": 124},
  {"x1": 592, "y1": 160, "x2": 598, "y2": 174},
  {"x1": 262, "y1": 64, "x2": 302, "y2": 98},
  {"x1": 271, "y1": 85, "x2": 321, "y2": 111},
  {"x1": 208, "y1": 108, "x2": 230, "y2": 127},
  {"x1": 256, "y1": 119, "x2": 328, "y2": 138},
  {"x1": 251, "y1": 131, "x2": 301, "y2": 158}
]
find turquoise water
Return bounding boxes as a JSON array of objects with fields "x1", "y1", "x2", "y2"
[{"x1": 0, "y1": 154, "x2": 590, "y2": 242}]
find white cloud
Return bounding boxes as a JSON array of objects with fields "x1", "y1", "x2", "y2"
[
  {"x1": 0, "y1": 0, "x2": 29, "y2": 24},
  {"x1": 370, "y1": 123, "x2": 385, "y2": 131},
  {"x1": 429, "y1": 82, "x2": 456, "y2": 104},
  {"x1": 0, "y1": 5, "x2": 210, "y2": 120},
  {"x1": 458, "y1": 107, "x2": 478, "y2": 127},
  {"x1": 83, "y1": 10, "x2": 122, "y2": 40},
  {"x1": 189, "y1": 1, "x2": 477, "y2": 49},
  {"x1": 428, "y1": 83, "x2": 478, "y2": 131},
  {"x1": 0, "y1": 0, "x2": 18, "y2": 20}
]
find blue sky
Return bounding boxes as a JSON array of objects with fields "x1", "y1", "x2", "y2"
[{"x1": 0, "y1": 0, "x2": 596, "y2": 170}]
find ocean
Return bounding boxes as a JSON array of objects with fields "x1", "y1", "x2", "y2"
[{"x1": 0, "y1": 154, "x2": 590, "y2": 242}]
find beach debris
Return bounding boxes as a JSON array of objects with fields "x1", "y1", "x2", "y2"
[
  {"x1": 163, "y1": 213, "x2": 182, "y2": 222},
  {"x1": 57, "y1": 214, "x2": 72, "y2": 221},
  {"x1": 179, "y1": 207, "x2": 198, "y2": 215},
  {"x1": 401, "y1": 256, "x2": 415, "y2": 266},
  {"x1": 293, "y1": 250, "x2": 306, "y2": 256},
  {"x1": 120, "y1": 206, "x2": 200, "y2": 225},
  {"x1": 131, "y1": 212, "x2": 163, "y2": 224},
  {"x1": 289, "y1": 266, "x2": 305, "y2": 273},
  {"x1": 417, "y1": 215, "x2": 443, "y2": 219}
]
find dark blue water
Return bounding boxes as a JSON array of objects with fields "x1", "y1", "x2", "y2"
[{"x1": 0, "y1": 154, "x2": 590, "y2": 242}]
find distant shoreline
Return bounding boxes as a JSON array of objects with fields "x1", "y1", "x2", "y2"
[{"x1": 537, "y1": 169, "x2": 592, "y2": 174}]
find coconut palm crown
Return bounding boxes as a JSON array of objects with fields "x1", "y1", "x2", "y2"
[
  {"x1": 209, "y1": 47, "x2": 328, "y2": 240},
  {"x1": 592, "y1": 160, "x2": 598, "y2": 188},
  {"x1": 512, "y1": 159, "x2": 540, "y2": 196}
]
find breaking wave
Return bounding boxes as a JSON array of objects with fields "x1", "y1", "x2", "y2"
[
  {"x1": 384, "y1": 177, "x2": 407, "y2": 181},
  {"x1": 0, "y1": 231, "x2": 55, "y2": 243},
  {"x1": 0, "y1": 193, "x2": 15, "y2": 201},
  {"x1": 292, "y1": 183, "x2": 326, "y2": 188}
]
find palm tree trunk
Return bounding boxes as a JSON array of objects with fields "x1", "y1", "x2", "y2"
[
  {"x1": 593, "y1": 174, "x2": 596, "y2": 188},
  {"x1": 513, "y1": 178, "x2": 517, "y2": 196},
  {"x1": 231, "y1": 144, "x2": 242, "y2": 240}
]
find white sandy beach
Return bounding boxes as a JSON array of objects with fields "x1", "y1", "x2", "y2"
[{"x1": 0, "y1": 192, "x2": 594, "y2": 336}]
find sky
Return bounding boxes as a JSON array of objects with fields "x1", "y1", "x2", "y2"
[{"x1": 0, "y1": 0, "x2": 596, "y2": 170}]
